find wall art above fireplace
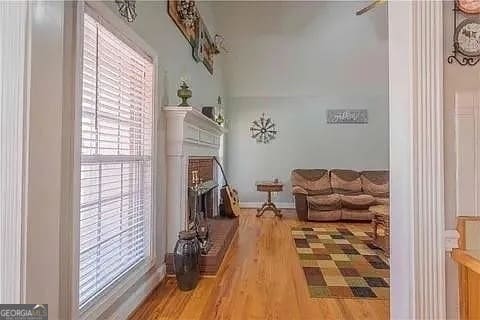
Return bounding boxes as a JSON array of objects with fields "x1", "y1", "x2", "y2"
[{"x1": 167, "y1": 0, "x2": 218, "y2": 74}]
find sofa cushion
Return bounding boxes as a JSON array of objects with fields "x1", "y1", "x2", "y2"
[
  {"x1": 308, "y1": 209, "x2": 342, "y2": 221},
  {"x1": 291, "y1": 169, "x2": 332, "y2": 195},
  {"x1": 339, "y1": 194, "x2": 376, "y2": 210},
  {"x1": 341, "y1": 208, "x2": 373, "y2": 221},
  {"x1": 361, "y1": 170, "x2": 389, "y2": 197},
  {"x1": 330, "y1": 169, "x2": 362, "y2": 195},
  {"x1": 307, "y1": 194, "x2": 341, "y2": 211},
  {"x1": 375, "y1": 197, "x2": 390, "y2": 206}
]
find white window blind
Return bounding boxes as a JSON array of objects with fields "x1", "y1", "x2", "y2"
[{"x1": 79, "y1": 13, "x2": 154, "y2": 307}]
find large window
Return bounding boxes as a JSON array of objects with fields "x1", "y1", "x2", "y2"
[{"x1": 79, "y1": 12, "x2": 154, "y2": 307}]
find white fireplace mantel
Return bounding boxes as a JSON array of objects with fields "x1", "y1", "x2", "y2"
[
  {"x1": 163, "y1": 106, "x2": 227, "y2": 150},
  {"x1": 162, "y1": 106, "x2": 226, "y2": 253}
]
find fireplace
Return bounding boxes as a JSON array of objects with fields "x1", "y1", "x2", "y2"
[
  {"x1": 187, "y1": 156, "x2": 218, "y2": 227},
  {"x1": 163, "y1": 106, "x2": 238, "y2": 275}
]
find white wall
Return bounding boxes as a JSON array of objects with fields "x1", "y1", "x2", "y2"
[
  {"x1": 443, "y1": 1, "x2": 480, "y2": 318},
  {"x1": 215, "y1": 1, "x2": 389, "y2": 203}
]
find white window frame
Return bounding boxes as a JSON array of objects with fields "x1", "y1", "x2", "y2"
[{"x1": 71, "y1": 2, "x2": 159, "y2": 319}]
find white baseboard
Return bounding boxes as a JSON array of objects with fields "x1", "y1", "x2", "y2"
[
  {"x1": 108, "y1": 263, "x2": 166, "y2": 320},
  {"x1": 240, "y1": 202, "x2": 295, "y2": 209}
]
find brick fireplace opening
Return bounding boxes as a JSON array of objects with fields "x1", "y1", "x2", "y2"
[
  {"x1": 187, "y1": 157, "x2": 218, "y2": 228},
  {"x1": 165, "y1": 155, "x2": 239, "y2": 275}
]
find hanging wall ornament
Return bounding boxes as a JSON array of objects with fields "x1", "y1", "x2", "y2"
[
  {"x1": 250, "y1": 113, "x2": 278, "y2": 144},
  {"x1": 115, "y1": 0, "x2": 137, "y2": 23},
  {"x1": 447, "y1": 1, "x2": 480, "y2": 66}
]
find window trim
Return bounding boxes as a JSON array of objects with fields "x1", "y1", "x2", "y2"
[{"x1": 71, "y1": 2, "x2": 160, "y2": 319}]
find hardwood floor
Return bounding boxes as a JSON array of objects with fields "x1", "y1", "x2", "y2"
[{"x1": 130, "y1": 209, "x2": 390, "y2": 320}]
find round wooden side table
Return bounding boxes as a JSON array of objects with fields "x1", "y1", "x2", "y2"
[{"x1": 255, "y1": 181, "x2": 283, "y2": 217}]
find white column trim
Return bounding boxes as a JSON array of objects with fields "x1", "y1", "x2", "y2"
[
  {"x1": 0, "y1": 1, "x2": 29, "y2": 304},
  {"x1": 389, "y1": 1, "x2": 445, "y2": 318},
  {"x1": 411, "y1": 1, "x2": 445, "y2": 318}
]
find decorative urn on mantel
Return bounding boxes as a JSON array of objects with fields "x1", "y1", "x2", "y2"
[
  {"x1": 177, "y1": 81, "x2": 192, "y2": 106},
  {"x1": 162, "y1": 106, "x2": 227, "y2": 254}
]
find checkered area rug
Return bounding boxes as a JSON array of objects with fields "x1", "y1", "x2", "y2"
[{"x1": 292, "y1": 226, "x2": 389, "y2": 299}]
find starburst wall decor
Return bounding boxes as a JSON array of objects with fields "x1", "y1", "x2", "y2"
[{"x1": 250, "y1": 113, "x2": 278, "y2": 144}]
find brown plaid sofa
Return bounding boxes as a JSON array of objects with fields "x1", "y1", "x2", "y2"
[{"x1": 291, "y1": 169, "x2": 389, "y2": 222}]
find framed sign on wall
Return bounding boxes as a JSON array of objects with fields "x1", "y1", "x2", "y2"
[{"x1": 327, "y1": 109, "x2": 368, "y2": 124}]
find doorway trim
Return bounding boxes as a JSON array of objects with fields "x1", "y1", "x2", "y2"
[{"x1": 389, "y1": 1, "x2": 446, "y2": 318}]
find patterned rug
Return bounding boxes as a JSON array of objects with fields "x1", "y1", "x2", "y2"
[{"x1": 292, "y1": 226, "x2": 389, "y2": 299}]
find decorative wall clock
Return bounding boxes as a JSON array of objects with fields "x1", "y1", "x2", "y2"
[
  {"x1": 250, "y1": 113, "x2": 278, "y2": 144},
  {"x1": 448, "y1": 1, "x2": 480, "y2": 66},
  {"x1": 115, "y1": 0, "x2": 137, "y2": 23},
  {"x1": 456, "y1": 18, "x2": 480, "y2": 57},
  {"x1": 458, "y1": 0, "x2": 480, "y2": 14}
]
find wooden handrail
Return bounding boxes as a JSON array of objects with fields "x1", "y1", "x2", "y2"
[{"x1": 453, "y1": 217, "x2": 480, "y2": 320}]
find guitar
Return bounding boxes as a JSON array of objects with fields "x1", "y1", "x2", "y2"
[
  {"x1": 221, "y1": 185, "x2": 241, "y2": 218},
  {"x1": 214, "y1": 157, "x2": 241, "y2": 218}
]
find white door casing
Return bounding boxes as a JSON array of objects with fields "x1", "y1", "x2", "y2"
[{"x1": 455, "y1": 90, "x2": 480, "y2": 217}]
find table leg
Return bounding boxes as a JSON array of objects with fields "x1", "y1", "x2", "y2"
[
  {"x1": 256, "y1": 191, "x2": 282, "y2": 217},
  {"x1": 256, "y1": 202, "x2": 268, "y2": 217}
]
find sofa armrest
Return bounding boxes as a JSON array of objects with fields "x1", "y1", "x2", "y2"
[
  {"x1": 292, "y1": 186, "x2": 308, "y2": 195},
  {"x1": 293, "y1": 193, "x2": 308, "y2": 221}
]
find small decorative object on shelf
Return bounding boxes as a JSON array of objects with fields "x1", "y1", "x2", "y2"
[
  {"x1": 177, "y1": 81, "x2": 192, "y2": 106},
  {"x1": 250, "y1": 113, "x2": 278, "y2": 144},
  {"x1": 215, "y1": 96, "x2": 225, "y2": 126},
  {"x1": 448, "y1": 1, "x2": 480, "y2": 66},
  {"x1": 201, "y1": 106, "x2": 215, "y2": 120},
  {"x1": 115, "y1": 0, "x2": 137, "y2": 23},
  {"x1": 215, "y1": 113, "x2": 224, "y2": 126},
  {"x1": 173, "y1": 230, "x2": 200, "y2": 291}
]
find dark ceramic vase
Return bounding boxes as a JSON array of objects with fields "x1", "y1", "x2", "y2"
[{"x1": 174, "y1": 230, "x2": 200, "y2": 291}]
